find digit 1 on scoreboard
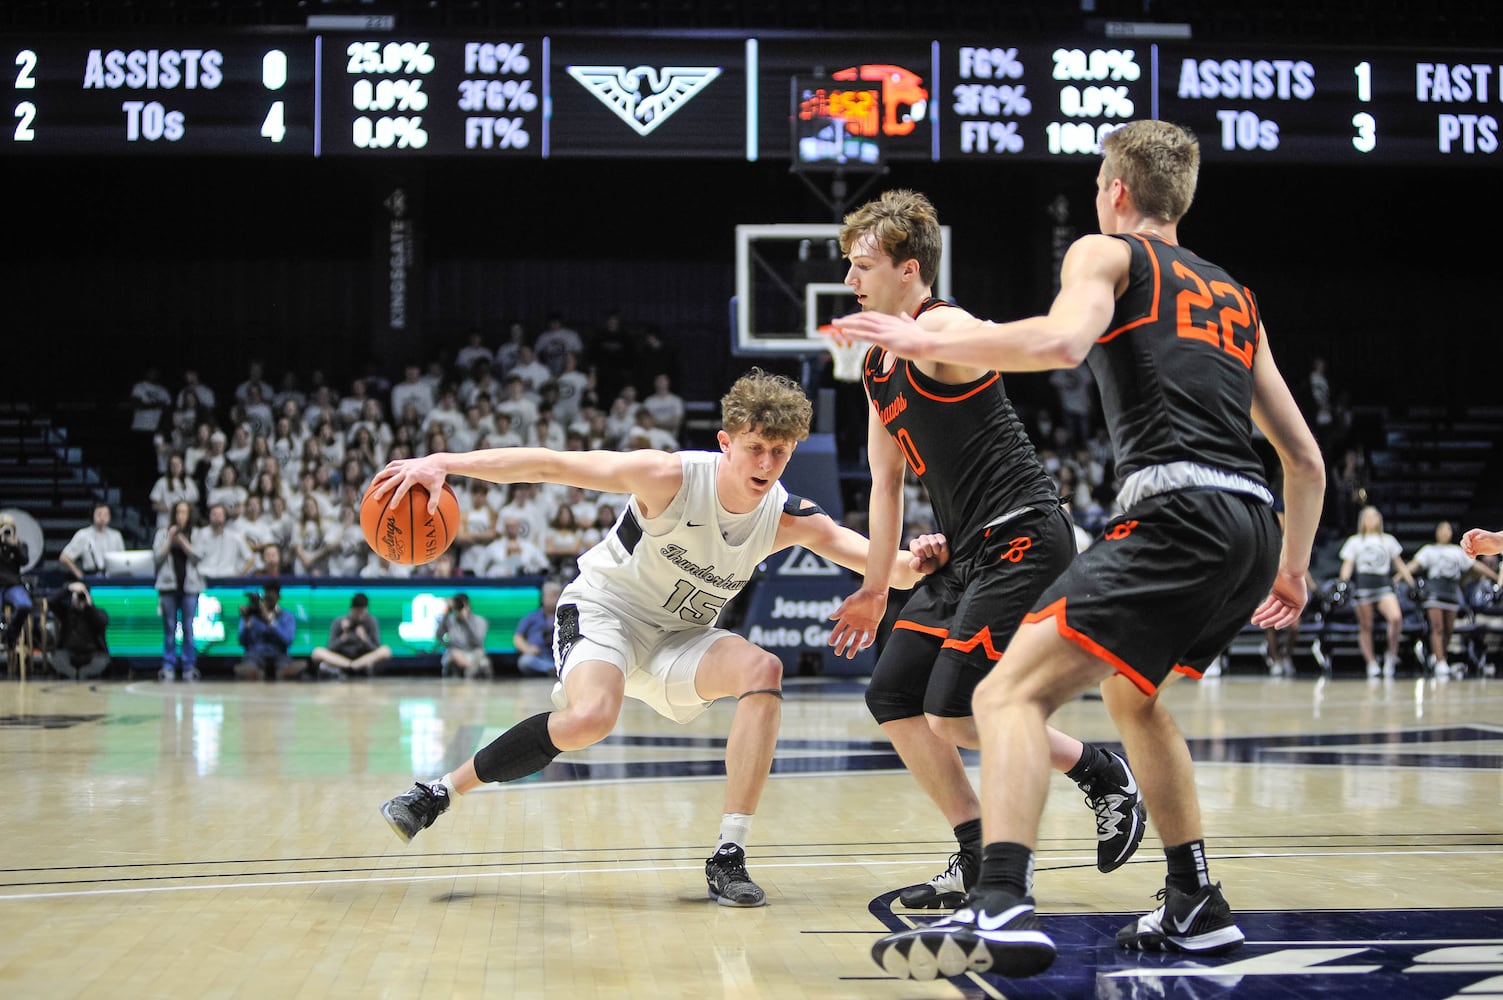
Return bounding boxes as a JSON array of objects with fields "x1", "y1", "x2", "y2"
[{"x1": 1354, "y1": 60, "x2": 1371, "y2": 102}]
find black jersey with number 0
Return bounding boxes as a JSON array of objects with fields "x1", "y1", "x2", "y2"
[
  {"x1": 861, "y1": 298, "x2": 1057, "y2": 559},
  {"x1": 1091, "y1": 233, "x2": 1268, "y2": 485}
]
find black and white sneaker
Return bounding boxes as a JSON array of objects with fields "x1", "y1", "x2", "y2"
[
  {"x1": 381, "y1": 781, "x2": 450, "y2": 844},
  {"x1": 705, "y1": 844, "x2": 767, "y2": 907},
  {"x1": 1116, "y1": 882, "x2": 1245, "y2": 955},
  {"x1": 872, "y1": 891, "x2": 1056, "y2": 981},
  {"x1": 898, "y1": 848, "x2": 979, "y2": 909},
  {"x1": 1082, "y1": 751, "x2": 1146, "y2": 873}
]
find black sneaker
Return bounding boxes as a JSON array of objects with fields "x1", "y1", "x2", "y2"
[
  {"x1": 1082, "y1": 751, "x2": 1146, "y2": 872},
  {"x1": 705, "y1": 843, "x2": 767, "y2": 907},
  {"x1": 898, "y1": 848, "x2": 979, "y2": 909},
  {"x1": 1116, "y1": 882, "x2": 1245, "y2": 955},
  {"x1": 872, "y1": 891, "x2": 1056, "y2": 981},
  {"x1": 381, "y1": 781, "x2": 450, "y2": 844}
]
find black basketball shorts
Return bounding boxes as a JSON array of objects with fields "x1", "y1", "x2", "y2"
[
  {"x1": 1023, "y1": 488, "x2": 1280, "y2": 695},
  {"x1": 868, "y1": 503, "x2": 1075, "y2": 720}
]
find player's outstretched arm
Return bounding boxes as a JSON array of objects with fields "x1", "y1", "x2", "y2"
[
  {"x1": 370, "y1": 448, "x2": 682, "y2": 514},
  {"x1": 1462, "y1": 528, "x2": 1503, "y2": 558},
  {"x1": 826, "y1": 235, "x2": 1123, "y2": 373},
  {"x1": 777, "y1": 512, "x2": 946, "y2": 589}
]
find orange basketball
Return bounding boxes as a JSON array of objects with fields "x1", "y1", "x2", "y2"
[{"x1": 360, "y1": 481, "x2": 460, "y2": 566}]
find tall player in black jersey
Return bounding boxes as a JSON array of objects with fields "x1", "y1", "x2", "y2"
[
  {"x1": 834, "y1": 122, "x2": 1324, "y2": 980},
  {"x1": 827, "y1": 189, "x2": 1144, "y2": 911}
]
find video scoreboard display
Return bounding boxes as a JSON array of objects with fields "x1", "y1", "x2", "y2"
[{"x1": 7, "y1": 29, "x2": 1501, "y2": 163}]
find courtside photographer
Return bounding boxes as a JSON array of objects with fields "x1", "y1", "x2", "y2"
[{"x1": 48, "y1": 580, "x2": 111, "y2": 680}]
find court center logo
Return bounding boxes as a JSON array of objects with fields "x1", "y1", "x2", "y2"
[{"x1": 567, "y1": 64, "x2": 722, "y2": 136}]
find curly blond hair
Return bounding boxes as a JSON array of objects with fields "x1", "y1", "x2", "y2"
[{"x1": 720, "y1": 368, "x2": 812, "y2": 443}]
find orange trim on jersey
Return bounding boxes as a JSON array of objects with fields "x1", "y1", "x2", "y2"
[
  {"x1": 1096, "y1": 232, "x2": 1162, "y2": 345},
  {"x1": 903, "y1": 360, "x2": 1001, "y2": 403},
  {"x1": 894, "y1": 620, "x2": 949, "y2": 639},
  {"x1": 1022, "y1": 597, "x2": 1158, "y2": 695},
  {"x1": 941, "y1": 626, "x2": 1003, "y2": 662},
  {"x1": 865, "y1": 344, "x2": 898, "y2": 384}
]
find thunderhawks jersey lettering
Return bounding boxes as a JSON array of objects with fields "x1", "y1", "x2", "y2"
[
  {"x1": 566, "y1": 450, "x2": 786, "y2": 631},
  {"x1": 862, "y1": 297, "x2": 1057, "y2": 558},
  {"x1": 1092, "y1": 233, "x2": 1268, "y2": 485}
]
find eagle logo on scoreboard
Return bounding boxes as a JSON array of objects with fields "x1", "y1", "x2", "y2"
[{"x1": 567, "y1": 64, "x2": 722, "y2": 136}]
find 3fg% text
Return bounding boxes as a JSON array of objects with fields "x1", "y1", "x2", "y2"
[
  {"x1": 457, "y1": 79, "x2": 538, "y2": 113},
  {"x1": 353, "y1": 115, "x2": 429, "y2": 149}
]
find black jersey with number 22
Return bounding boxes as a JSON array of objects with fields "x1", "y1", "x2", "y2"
[{"x1": 1091, "y1": 232, "x2": 1268, "y2": 485}]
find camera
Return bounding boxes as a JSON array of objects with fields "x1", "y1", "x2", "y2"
[
  {"x1": 0, "y1": 524, "x2": 14, "y2": 542},
  {"x1": 242, "y1": 591, "x2": 263, "y2": 616}
]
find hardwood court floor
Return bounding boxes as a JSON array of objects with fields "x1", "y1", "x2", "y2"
[{"x1": 2, "y1": 670, "x2": 1501, "y2": 1000}]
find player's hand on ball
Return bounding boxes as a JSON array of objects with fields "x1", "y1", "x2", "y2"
[{"x1": 370, "y1": 456, "x2": 449, "y2": 513}]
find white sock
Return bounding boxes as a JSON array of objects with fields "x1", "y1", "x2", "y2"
[
  {"x1": 718, "y1": 812, "x2": 754, "y2": 851},
  {"x1": 438, "y1": 774, "x2": 460, "y2": 800}
]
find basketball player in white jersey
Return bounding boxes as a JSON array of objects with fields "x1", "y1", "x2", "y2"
[{"x1": 370, "y1": 369, "x2": 947, "y2": 906}]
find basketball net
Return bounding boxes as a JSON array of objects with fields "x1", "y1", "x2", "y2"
[{"x1": 830, "y1": 340, "x2": 866, "y2": 382}]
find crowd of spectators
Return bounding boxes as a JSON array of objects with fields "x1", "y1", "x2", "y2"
[{"x1": 126, "y1": 312, "x2": 697, "y2": 584}]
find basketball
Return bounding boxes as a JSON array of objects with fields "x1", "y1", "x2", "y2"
[{"x1": 360, "y1": 481, "x2": 460, "y2": 566}]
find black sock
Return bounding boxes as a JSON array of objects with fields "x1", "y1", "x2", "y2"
[
  {"x1": 1164, "y1": 840, "x2": 1211, "y2": 893},
  {"x1": 976, "y1": 842, "x2": 1034, "y2": 898},
  {"x1": 473, "y1": 712, "x2": 562, "y2": 783},
  {"x1": 1064, "y1": 742, "x2": 1111, "y2": 786},
  {"x1": 954, "y1": 818, "x2": 982, "y2": 855}
]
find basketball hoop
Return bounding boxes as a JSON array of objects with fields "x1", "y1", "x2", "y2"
[{"x1": 829, "y1": 339, "x2": 867, "y2": 383}]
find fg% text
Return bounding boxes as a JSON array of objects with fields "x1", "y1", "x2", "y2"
[
  {"x1": 457, "y1": 79, "x2": 538, "y2": 112},
  {"x1": 354, "y1": 79, "x2": 429, "y2": 112},
  {"x1": 463, "y1": 42, "x2": 530, "y2": 75},
  {"x1": 353, "y1": 115, "x2": 428, "y2": 149},
  {"x1": 465, "y1": 116, "x2": 529, "y2": 149}
]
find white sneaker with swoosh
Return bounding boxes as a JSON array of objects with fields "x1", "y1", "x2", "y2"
[
  {"x1": 1117, "y1": 882, "x2": 1245, "y2": 955},
  {"x1": 871, "y1": 892, "x2": 1056, "y2": 981}
]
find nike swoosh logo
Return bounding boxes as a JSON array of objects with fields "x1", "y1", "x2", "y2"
[
  {"x1": 1171, "y1": 897, "x2": 1209, "y2": 933},
  {"x1": 976, "y1": 904, "x2": 1032, "y2": 931},
  {"x1": 687, "y1": 521, "x2": 705, "y2": 527},
  {"x1": 1118, "y1": 763, "x2": 1137, "y2": 796}
]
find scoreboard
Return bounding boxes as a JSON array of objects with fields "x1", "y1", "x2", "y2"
[{"x1": 7, "y1": 29, "x2": 1501, "y2": 163}]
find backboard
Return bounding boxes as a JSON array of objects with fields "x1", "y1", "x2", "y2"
[{"x1": 732, "y1": 223, "x2": 951, "y2": 356}]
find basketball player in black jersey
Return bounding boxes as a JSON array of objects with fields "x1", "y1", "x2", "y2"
[
  {"x1": 827, "y1": 190, "x2": 1144, "y2": 912},
  {"x1": 834, "y1": 122, "x2": 1324, "y2": 980}
]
